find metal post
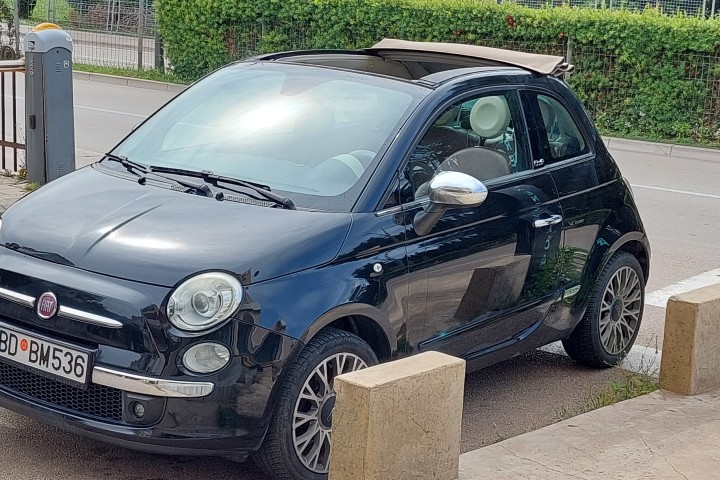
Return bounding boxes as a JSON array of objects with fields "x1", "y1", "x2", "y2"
[
  {"x1": 712, "y1": 0, "x2": 717, "y2": 17},
  {"x1": 564, "y1": 35, "x2": 573, "y2": 82},
  {"x1": 138, "y1": 0, "x2": 145, "y2": 70},
  {"x1": 12, "y1": 0, "x2": 19, "y2": 56},
  {"x1": 703, "y1": 0, "x2": 708, "y2": 17},
  {"x1": 154, "y1": 30, "x2": 164, "y2": 72},
  {"x1": 137, "y1": 0, "x2": 145, "y2": 70},
  {"x1": 25, "y1": 26, "x2": 75, "y2": 183}
]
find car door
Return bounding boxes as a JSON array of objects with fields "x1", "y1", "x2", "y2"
[
  {"x1": 522, "y1": 88, "x2": 613, "y2": 301},
  {"x1": 397, "y1": 89, "x2": 565, "y2": 361}
]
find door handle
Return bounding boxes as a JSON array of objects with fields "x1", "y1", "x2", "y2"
[{"x1": 533, "y1": 214, "x2": 563, "y2": 228}]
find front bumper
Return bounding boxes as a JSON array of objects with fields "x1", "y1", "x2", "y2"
[{"x1": 0, "y1": 247, "x2": 302, "y2": 458}]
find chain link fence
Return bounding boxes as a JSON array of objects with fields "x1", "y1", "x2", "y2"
[
  {"x1": 502, "y1": 0, "x2": 715, "y2": 17},
  {"x1": 18, "y1": 0, "x2": 163, "y2": 70}
]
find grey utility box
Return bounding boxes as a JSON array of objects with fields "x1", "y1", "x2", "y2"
[{"x1": 25, "y1": 27, "x2": 75, "y2": 184}]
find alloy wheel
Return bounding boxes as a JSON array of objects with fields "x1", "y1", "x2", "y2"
[
  {"x1": 292, "y1": 352, "x2": 367, "y2": 474},
  {"x1": 599, "y1": 266, "x2": 642, "y2": 355}
]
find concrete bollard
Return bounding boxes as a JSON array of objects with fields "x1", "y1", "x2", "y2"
[
  {"x1": 659, "y1": 283, "x2": 720, "y2": 396},
  {"x1": 329, "y1": 351, "x2": 465, "y2": 480}
]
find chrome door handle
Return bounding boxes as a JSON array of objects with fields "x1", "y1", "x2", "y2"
[{"x1": 534, "y1": 214, "x2": 563, "y2": 228}]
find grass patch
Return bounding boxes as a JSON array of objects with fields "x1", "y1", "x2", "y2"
[
  {"x1": 73, "y1": 64, "x2": 186, "y2": 85},
  {"x1": 24, "y1": 182, "x2": 40, "y2": 192},
  {"x1": 554, "y1": 373, "x2": 658, "y2": 423}
]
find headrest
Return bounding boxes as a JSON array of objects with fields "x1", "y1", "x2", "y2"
[{"x1": 469, "y1": 96, "x2": 511, "y2": 138}]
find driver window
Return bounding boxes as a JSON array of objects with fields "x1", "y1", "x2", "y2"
[{"x1": 401, "y1": 91, "x2": 530, "y2": 202}]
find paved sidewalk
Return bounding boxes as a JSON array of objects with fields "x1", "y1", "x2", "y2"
[
  {"x1": 459, "y1": 389, "x2": 720, "y2": 479},
  {"x1": 0, "y1": 176, "x2": 27, "y2": 213}
]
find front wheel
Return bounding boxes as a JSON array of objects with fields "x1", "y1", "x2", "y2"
[
  {"x1": 254, "y1": 328, "x2": 378, "y2": 480},
  {"x1": 562, "y1": 252, "x2": 645, "y2": 368}
]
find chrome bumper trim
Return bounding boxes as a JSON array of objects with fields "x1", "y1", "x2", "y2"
[
  {"x1": 92, "y1": 366, "x2": 215, "y2": 398},
  {"x1": 0, "y1": 287, "x2": 35, "y2": 307},
  {"x1": 59, "y1": 306, "x2": 123, "y2": 329}
]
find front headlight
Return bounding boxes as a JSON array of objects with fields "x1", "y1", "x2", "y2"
[{"x1": 167, "y1": 272, "x2": 243, "y2": 331}]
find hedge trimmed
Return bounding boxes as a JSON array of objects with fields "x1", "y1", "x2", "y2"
[{"x1": 156, "y1": 0, "x2": 720, "y2": 143}]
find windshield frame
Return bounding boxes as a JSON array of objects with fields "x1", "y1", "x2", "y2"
[{"x1": 106, "y1": 60, "x2": 430, "y2": 212}]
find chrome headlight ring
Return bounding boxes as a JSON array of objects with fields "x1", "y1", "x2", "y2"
[{"x1": 167, "y1": 272, "x2": 243, "y2": 332}]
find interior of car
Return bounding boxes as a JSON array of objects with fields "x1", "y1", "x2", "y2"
[{"x1": 409, "y1": 94, "x2": 520, "y2": 199}]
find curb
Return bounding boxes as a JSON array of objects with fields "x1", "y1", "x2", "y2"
[
  {"x1": 72, "y1": 71, "x2": 187, "y2": 94},
  {"x1": 603, "y1": 136, "x2": 720, "y2": 161}
]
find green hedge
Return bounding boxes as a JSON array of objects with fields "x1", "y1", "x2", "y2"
[{"x1": 156, "y1": 0, "x2": 720, "y2": 143}]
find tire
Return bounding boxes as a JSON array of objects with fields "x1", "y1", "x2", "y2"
[
  {"x1": 562, "y1": 252, "x2": 645, "y2": 368},
  {"x1": 254, "y1": 328, "x2": 379, "y2": 480}
]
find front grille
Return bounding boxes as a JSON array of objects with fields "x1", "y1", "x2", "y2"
[{"x1": 0, "y1": 361, "x2": 124, "y2": 423}]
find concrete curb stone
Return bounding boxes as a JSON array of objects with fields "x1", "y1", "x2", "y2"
[
  {"x1": 604, "y1": 136, "x2": 720, "y2": 161},
  {"x1": 72, "y1": 71, "x2": 188, "y2": 94}
]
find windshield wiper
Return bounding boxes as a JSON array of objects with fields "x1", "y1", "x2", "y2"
[
  {"x1": 104, "y1": 154, "x2": 213, "y2": 197},
  {"x1": 150, "y1": 166, "x2": 296, "y2": 210}
]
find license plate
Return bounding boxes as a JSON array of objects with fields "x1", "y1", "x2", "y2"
[{"x1": 0, "y1": 323, "x2": 92, "y2": 388}]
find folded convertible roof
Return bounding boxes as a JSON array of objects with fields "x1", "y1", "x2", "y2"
[{"x1": 366, "y1": 38, "x2": 574, "y2": 77}]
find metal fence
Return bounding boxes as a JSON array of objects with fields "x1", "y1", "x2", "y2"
[
  {"x1": 502, "y1": 0, "x2": 716, "y2": 17},
  {"x1": 20, "y1": 0, "x2": 162, "y2": 70},
  {"x1": 0, "y1": 60, "x2": 25, "y2": 172}
]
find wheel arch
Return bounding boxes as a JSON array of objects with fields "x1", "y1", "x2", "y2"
[
  {"x1": 573, "y1": 230, "x2": 650, "y2": 317},
  {"x1": 299, "y1": 303, "x2": 397, "y2": 362}
]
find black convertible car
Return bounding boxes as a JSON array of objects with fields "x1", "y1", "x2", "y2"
[{"x1": 0, "y1": 39, "x2": 649, "y2": 480}]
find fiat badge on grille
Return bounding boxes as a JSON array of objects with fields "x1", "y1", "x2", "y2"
[{"x1": 37, "y1": 292, "x2": 58, "y2": 319}]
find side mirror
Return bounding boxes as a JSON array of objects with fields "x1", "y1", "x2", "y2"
[{"x1": 413, "y1": 171, "x2": 488, "y2": 236}]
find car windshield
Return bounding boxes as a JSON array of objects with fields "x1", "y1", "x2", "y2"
[{"x1": 111, "y1": 62, "x2": 425, "y2": 211}]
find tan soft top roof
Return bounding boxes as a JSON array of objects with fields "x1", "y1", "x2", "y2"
[{"x1": 369, "y1": 38, "x2": 574, "y2": 77}]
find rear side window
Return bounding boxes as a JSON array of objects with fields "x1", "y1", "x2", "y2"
[{"x1": 535, "y1": 94, "x2": 589, "y2": 163}]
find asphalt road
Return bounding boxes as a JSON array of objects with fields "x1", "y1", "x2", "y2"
[{"x1": 1, "y1": 78, "x2": 719, "y2": 479}]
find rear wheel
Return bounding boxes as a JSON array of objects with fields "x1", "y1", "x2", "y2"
[
  {"x1": 562, "y1": 252, "x2": 645, "y2": 367},
  {"x1": 254, "y1": 328, "x2": 378, "y2": 480}
]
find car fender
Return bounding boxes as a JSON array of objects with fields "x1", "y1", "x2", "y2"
[
  {"x1": 573, "y1": 227, "x2": 650, "y2": 318},
  {"x1": 298, "y1": 302, "x2": 397, "y2": 354}
]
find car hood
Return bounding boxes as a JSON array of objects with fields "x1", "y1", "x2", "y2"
[{"x1": 0, "y1": 166, "x2": 353, "y2": 287}]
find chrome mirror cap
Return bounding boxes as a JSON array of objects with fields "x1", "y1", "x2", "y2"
[{"x1": 428, "y1": 171, "x2": 488, "y2": 207}]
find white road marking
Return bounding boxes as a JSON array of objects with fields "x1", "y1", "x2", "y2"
[
  {"x1": 631, "y1": 184, "x2": 720, "y2": 200},
  {"x1": 540, "y1": 342, "x2": 662, "y2": 378},
  {"x1": 72, "y1": 104, "x2": 148, "y2": 119},
  {"x1": 541, "y1": 270, "x2": 720, "y2": 375},
  {"x1": 645, "y1": 268, "x2": 720, "y2": 308}
]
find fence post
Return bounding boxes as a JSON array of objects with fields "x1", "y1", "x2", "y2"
[
  {"x1": 564, "y1": 35, "x2": 573, "y2": 82},
  {"x1": 137, "y1": 0, "x2": 145, "y2": 70},
  {"x1": 12, "y1": 0, "x2": 19, "y2": 56},
  {"x1": 154, "y1": 31, "x2": 164, "y2": 72}
]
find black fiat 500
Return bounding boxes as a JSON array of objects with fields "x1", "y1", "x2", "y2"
[{"x1": 0, "y1": 39, "x2": 649, "y2": 479}]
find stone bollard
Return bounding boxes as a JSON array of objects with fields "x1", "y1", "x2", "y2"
[
  {"x1": 329, "y1": 351, "x2": 465, "y2": 480},
  {"x1": 660, "y1": 283, "x2": 720, "y2": 396}
]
